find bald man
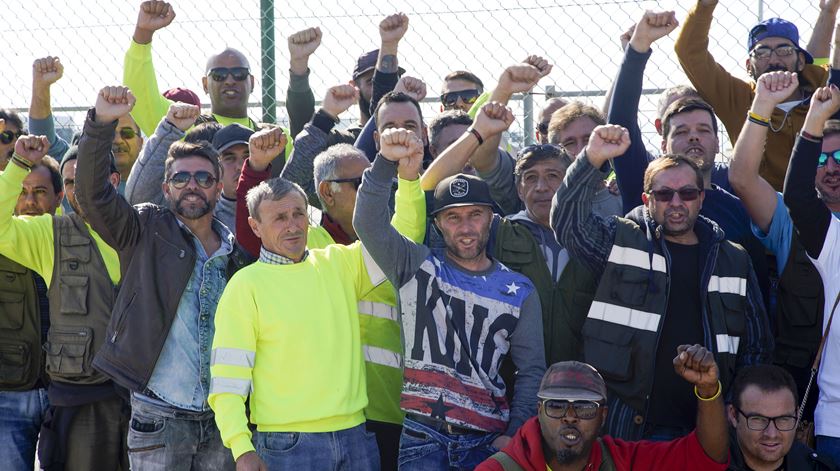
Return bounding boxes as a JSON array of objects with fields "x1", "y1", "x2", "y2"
[{"x1": 536, "y1": 97, "x2": 569, "y2": 143}]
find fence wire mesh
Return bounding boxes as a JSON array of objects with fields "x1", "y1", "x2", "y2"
[{"x1": 1, "y1": 0, "x2": 825, "y2": 155}]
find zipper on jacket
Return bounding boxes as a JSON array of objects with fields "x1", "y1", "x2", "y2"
[
  {"x1": 111, "y1": 292, "x2": 136, "y2": 343},
  {"x1": 641, "y1": 237, "x2": 671, "y2": 432},
  {"x1": 154, "y1": 231, "x2": 186, "y2": 259}
]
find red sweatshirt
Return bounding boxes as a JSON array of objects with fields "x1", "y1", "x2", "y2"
[{"x1": 475, "y1": 417, "x2": 729, "y2": 471}]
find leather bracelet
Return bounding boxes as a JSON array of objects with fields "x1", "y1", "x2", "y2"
[
  {"x1": 11, "y1": 152, "x2": 33, "y2": 170},
  {"x1": 468, "y1": 127, "x2": 484, "y2": 146},
  {"x1": 694, "y1": 380, "x2": 722, "y2": 401},
  {"x1": 801, "y1": 130, "x2": 823, "y2": 142}
]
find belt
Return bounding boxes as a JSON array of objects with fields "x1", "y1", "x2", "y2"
[{"x1": 406, "y1": 413, "x2": 479, "y2": 435}]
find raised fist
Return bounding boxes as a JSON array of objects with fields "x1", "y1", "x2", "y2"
[
  {"x1": 379, "y1": 13, "x2": 409, "y2": 44},
  {"x1": 755, "y1": 71, "x2": 799, "y2": 107},
  {"x1": 807, "y1": 84, "x2": 840, "y2": 124},
  {"x1": 473, "y1": 102, "x2": 514, "y2": 139},
  {"x1": 673, "y1": 344, "x2": 720, "y2": 395},
  {"x1": 166, "y1": 102, "x2": 200, "y2": 131},
  {"x1": 620, "y1": 23, "x2": 636, "y2": 50},
  {"x1": 95, "y1": 86, "x2": 136, "y2": 124},
  {"x1": 629, "y1": 10, "x2": 678, "y2": 52},
  {"x1": 498, "y1": 64, "x2": 544, "y2": 96},
  {"x1": 394, "y1": 76, "x2": 427, "y2": 102},
  {"x1": 522, "y1": 55, "x2": 552, "y2": 80},
  {"x1": 13, "y1": 135, "x2": 50, "y2": 166},
  {"x1": 288, "y1": 27, "x2": 322, "y2": 62},
  {"x1": 136, "y1": 1, "x2": 175, "y2": 33},
  {"x1": 32, "y1": 56, "x2": 63, "y2": 89},
  {"x1": 379, "y1": 128, "x2": 423, "y2": 166},
  {"x1": 248, "y1": 127, "x2": 287, "y2": 172},
  {"x1": 321, "y1": 84, "x2": 359, "y2": 119},
  {"x1": 585, "y1": 124, "x2": 630, "y2": 166}
]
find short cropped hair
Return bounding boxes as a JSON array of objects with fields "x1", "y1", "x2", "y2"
[
  {"x1": 514, "y1": 144, "x2": 573, "y2": 187},
  {"x1": 313, "y1": 144, "x2": 366, "y2": 206},
  {"x1": 246, "y1": 177, "x2": 307, "y2": 221},
  {"x1": 661, "y1": 97, "x2": 718, "y2": 138},
  {"x1": 547, "y1": 101, "x2": 605, "y2": 144},
  {"x1": 184, "y1": 122, "x2": 223, "y2": 144},
  {"x1": 32, "y1": 155, "x2": 63, "y2": 194},
  {"x1": 656, "y1": 85, "x2": 700, "y2": 120},
  {"x1": 164, "y1": 140, "x2": 221, "y2": 180},
  {"x1": 730, "y1": 365, "x2": 799, "y2": 411},
  {"x1": 374, "y1": 92, "x2": 424, "y2": 131},
  {"x1": 443, "y1": 70, "x2": 484, "y2": 93},
  {"x1": 643, "y1": 154, "x2": 704, "y2": 193},
  {"x1": 428, "y1": 110, "x2": 473, "y2": 154},
  {"x1": 824, "y1": 119, "x2": 840, "y2": 139}
]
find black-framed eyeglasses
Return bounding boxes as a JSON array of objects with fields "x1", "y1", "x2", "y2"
[
  {"x1": 440, "y1": 89, "x2": 480, "y2": 108},
  {"x1": 750, "y1": 44, "x2": 797, "y2": 60},
  {"x1": 167, "y1": 171, "x2": 218, "y2": 189},
  {"x1": 0, "y1": 129, "x2": 25, "y2": 145},
  {"x1": 325, "y1": 177, "x2": 363, "y2": 190},
  {"x1": 648, "y1": 187, "x2": 703, "y2": 203},
  {"x1": 819, "y1": 149, "x2": 840, "y2": 168},
  {"x1": 208, "y1": 67, "x2": 251, "y2": 82},
  {"x1": 118, "y1": 127, "x2": 138, "y2": 140},
  {"x1": 735, "y1": 408, "x2": 797, "y2": 431},
  {"x1": 541, "y1": 399, "x2": 601, "y2": 420}
]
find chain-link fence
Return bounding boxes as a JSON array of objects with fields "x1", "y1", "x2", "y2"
[{"x1": 2, "y1": 0, "x2": 824, "y2": 155}]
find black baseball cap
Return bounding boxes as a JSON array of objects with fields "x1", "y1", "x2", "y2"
[
  {"x1": 431, "y1": 173, "x2": 494, "y2": 215},
  {"x1": 352, "y1": 49, "x2": 406, "y2": 81},
  {"x1": 212, "y1": 123, "x2": 253, "y2": 153}
]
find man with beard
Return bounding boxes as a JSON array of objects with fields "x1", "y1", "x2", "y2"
[
  {"x1": 475, "y1": 345, "x2": 729, "y2": 471},
  {"x1": 675, "y1": 0, "x2": 833, "y2": 191},
  {"x1": 552, "y1": 124, "x2": 772, "y2": 442},
  {"x1": 354, "y1": 128, "x2": 545, "y2": 470},
  {"x1": 75, "y1": 86, "x2": 252, "y2": 470},
  {"x1": 0, "y1": 134, "x2": 127, "y2": 469}
]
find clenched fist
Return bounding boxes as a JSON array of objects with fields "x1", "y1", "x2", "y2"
[
  {"x1": 288, "y1": 27, "x2": 322, "y2": 74},
  {"x1": 166, "y1": 102, "x2": 200, "y2": 131},
  {"x1": 584, "y1": 124, "x2": 630, "y2": 166},
  {"x1": 321, "y1": 84, "x2": 359, "y2": 119},
  {"x1": 379, "y1": 13, "x2": 409, "y2": 45},
  {"x1": 32, "y1": 56, "x2": 63, "y2": 89},
  {"x1": 248, "y1": 127, "x2": 287, "y2": 172},
  {"x1": 13, "y1": 135, "x2": 50, "y2": 167},
  {"x1": 673, "y1": 344, "x2": 719, "y2": 397},
  {"x1": 473, "y1": 102, "x2": 514, "y2": 139},
  {"x1": 629, "y1": 10, "x2": 678, "y2": 53},
  {"x1": 95, "y1": 86, "x2": 136, "y2": 124},
  {"x1": 394, "y1": 76, "x2": 427, "y2": 102}
]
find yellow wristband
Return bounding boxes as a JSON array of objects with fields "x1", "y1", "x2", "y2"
[
  {"x1": 11, "y1": 152, "x2": 33, "y2": 170},
  {"x1": 694, "y1": 380, "x2": 722, "y2": 401},
  {"x1": 748, "y1": 111, "x2": 770, "y2": 124}
]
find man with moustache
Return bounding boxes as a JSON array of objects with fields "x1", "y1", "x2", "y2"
[
  {"x1": 552, "y1": 124, "x2": 772, "y2": 441},
  {"x1": 75, "y1": 86, "x2": 252, "y2": 470}
]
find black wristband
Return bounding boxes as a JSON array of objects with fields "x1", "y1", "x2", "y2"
[
  {"x1": 468, "y1": 127, "x2": 484, "y2": 146},
  {"x1": 312, "y1": 108, "x2": 339, "y2": 134}
]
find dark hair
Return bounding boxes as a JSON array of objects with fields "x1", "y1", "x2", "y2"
[
  {"x1": 661, "y1": 97, "x2": 719, "y2": 138},
  {"x1": 730, "y1": 365, "x2": 798, "y2": 411},
  {"x1": 184, "y1": 121, "x2": 223, "y2": 144},
  {"x1": 0, "y1": 109, "x2": 25, "y2": 132},
  {"x1": 374, "y1": 92, "x2": 424, "y2": 131},
  {"x1": 643, "y1": 154, "x2": 704, "y2": 193},
  {"x1": 428, "y1": 110, "x2": 473, "y2": 154},
  {"x1": 547, "y1": 101, "x2": 605, "y2": 144},
  {"x1": 164, "y1": 140, "x2": 222, "y2": 179},
  {"x1": 443, "y1": 70, "x2": 484, "y2": 93},
  {"x1": 824, "y1": 119, "x2": 840, "y2": 139},
  {"x1": 656, "y1": 85, "x2": 700, "y2": 120},
  {"x1": 32, "y1": 155, "x2": 63, "y2": 194},
  {"x1": 514, "y1": 144, "x2": 572, "y2": 187}
]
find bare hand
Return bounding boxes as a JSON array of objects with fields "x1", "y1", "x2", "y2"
[
  {"x1": 523, "y1": 55, "x2": 553, "y2": 80},
  {"x1": 821, "y1": 0, "x2": 840, "y2": 11},
  {"x1": 136, "y1": 1, "x2": 175, "y2": 32},
  {"x1": 473, "y1": 102, "x2": 514, "y2": 139},
  {"x1": 755, "y1": 71, "x2": 799, "y2": 107},
  {"x1": 585, "y1": 124, "x2": 631, "y2": 166},
  {"x1": 235, "y1": 451, "x2": 268, "y2": 471},
  {"x1": 379, "y1": 13, "x2": 409, "y2": 45},
  {"x1": 379, "y1": 128, "x2": 423, "y2": 167},
  {"x1": 394, "y1": 76, "x2": 427, "y2": 102},
  {"x1": 620, "y1": 23, "x2": 636, "y2": 50},
  {"x1": 498, "y1": 64, "x2": 544, "y2": 96},
  {"x1": 166, "y1": 102, "x2": 200, "y2": 131},
  {"x1": 673, "y1": 344, "x2": 720, "y2": 394},
  {"x1": 32, "y1": 56, "x2": 63, "y2": 89},
  {"x1": 95, "y1": 86, "x2": 136, "y2": 124},
  {"x1": 629, "y1": 10, "x2": 678, "y2": 52},
  {"x1": 321, "y1": 84, "x2": 359, "y2": 119},
  {"x1": 288, "y1": 27, "x2": 322, "y2": 62},
  {"x1": 807, "y1": 84, "x2": 840, "y2": 124},
  {"x1": 248, "y1": 126, "x2": 287, "y2": 172},
  {"x1": 13, "y1": 135, "x2": 50, "y2": 166}
]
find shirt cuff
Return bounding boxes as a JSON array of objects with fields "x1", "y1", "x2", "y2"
[{"x1": 230, "y1": 433, "x2": 255, "y2": 461}]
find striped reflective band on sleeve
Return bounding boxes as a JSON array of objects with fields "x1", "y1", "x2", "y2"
[
  {"x1": 362, "y1": 244, "x2": 387, "y2": 286},
  {"x1": 357, "y1": 300, "x2": 399, "y2": 322},
  {"x1": 607, "y1": 245, "x2": 667, "y2": 273},
  {"x1": 715, "y1": 334, "x2": 741, "y2": 354},
  {"x1": 363, "y1": 345, "x2": 402, "y2": 369},
  {"x1": 209, "y1": 377, "x2": 252, "y2": 396},
  {"x1": 707, "y1": 276, "x2": 747, "y2": 296},
  {"x1": 211, "y1": 348, "x2": 256, "y2": 368},
  {"x1": 587, "y1": 301, "x2": 661, "y2": 332}
]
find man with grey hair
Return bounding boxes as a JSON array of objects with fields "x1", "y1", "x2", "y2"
[{"x1": 311, "y1": 143, "x2": 372, "y2": 243}]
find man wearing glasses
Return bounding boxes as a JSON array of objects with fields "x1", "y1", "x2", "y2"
[
  {"x1": 477, "y1": 345, "x2": 730, "y2": 470},
  {"x1": 0, "y1": 111, "x2": 26, "y2": 171},
  {"x1": 675, "y1": 0, "x2": 832, "y2": 191},
  {"x1": 552, "y1": 124, "x2": 772, "y2": 442},
  {"x1": 440, "y1": 71, "x2": 484, "y2": 113}
]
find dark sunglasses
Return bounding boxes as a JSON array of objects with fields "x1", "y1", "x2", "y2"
[
  {"x1": 167, "y1": 171, "x2": 218, "y2": 189},
  {"x1": 541, "y1": 399, "x2": 601, "y2": 420},
  {"x1": 818, "y1": 149, "x2": 840, "y2": 167},
  {"x1": 749, "y1": 44, "x2": 796, "y2": 60},
  {"x1": 118, "y1": 127, "x2": 138, "y2": 140},
  {"x1": 208, "y1": 67, "x2": 250, "y2": 82},
  {"x1": 735, "y1": 408, "x2": 797, "y2": 431},
  {"x1": 440, "y1": 89, "x2": 480, "y2": 108},
  {"x1": 326, "y1": 177, "x2": 363, "y2": 190},
  {"x1": 0, "y1": 129, "x2": 25, "y2": 145},
  {"x1": 648, "y1": 187, "x2": 703, "y2": 203}
]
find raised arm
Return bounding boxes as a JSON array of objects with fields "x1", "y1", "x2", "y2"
[
  {"x1": 730, "y1": 72, "x2": 799, "y2": 231},
  {"x1": 371, "y1": 13, "x2": 409, "y2": 117},
  {"x1": 286, "y1": 27, "x2": 321, "y2": 138},
  {"x1": 125, "y1": 0, "x2": 177, "y2": 136},
  {"x1": 75, "y1": 86, "x2": 144, "y2": 251},
  {"x1": 125, "y1": 102, "x2": 199, "y2": 205},
  {"x1": 551, "y1": 125, "x2": 629, "y2": 275},
  {"x1": 29, "y1": 56, "x2": 70, "y2": 161},
  {"x1": 806, "y1": 0, "x2": 840, "y2": 63}
]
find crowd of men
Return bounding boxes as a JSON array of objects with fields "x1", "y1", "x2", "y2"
[{"x1": 3, "y1": 0, "x2": 840, "y2": 470}]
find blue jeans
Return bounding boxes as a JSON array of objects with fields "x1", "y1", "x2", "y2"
[
  {"x1": 817, "y1": 435, "x2": 840, "y2": 467},
  {"x1": 397, "y1": 417, "x2": 499, "y2": 470},
  {"x1": 254, "y1": 423, "x2": 379, "y2": 470},
  {"x1": 127, "y1": 395, "x2": 234, "y2": 470},
  {"x1": 0, "y1": 389, "x2": 48, "y2": 471}
]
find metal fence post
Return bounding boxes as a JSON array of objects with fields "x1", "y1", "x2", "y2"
[
  {"x1": 523, "y1": 93, "x2": 534, "y2": 146},
  {"x1": 260, "y1": 0, "x2": 277, "y2": 123}
]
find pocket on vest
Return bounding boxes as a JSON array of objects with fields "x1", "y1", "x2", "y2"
[
  {"x1": 44, "y1": 326, "x2": 93, "y2": 379},
  {"x1": 58, "y1": 275, "x2": 89, "y2": 316},
  {"x1": 0, "y1": 291, "x2": 25, "y2": 329},
  {"x1": 582, "y1": 323, "x2": 634, "y2": 382},
  {"x1": 0, "y1": 341, "x2": 30, "y2": 386}
]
